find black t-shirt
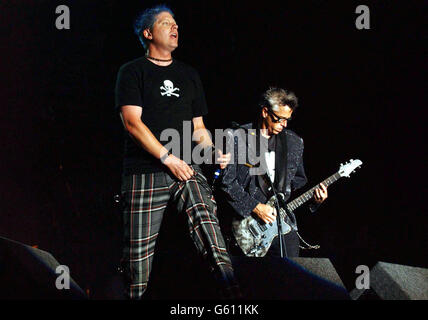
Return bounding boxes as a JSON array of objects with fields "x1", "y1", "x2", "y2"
[{"x1": 115, "y1": 57, "x2": 208, "y2": 174}]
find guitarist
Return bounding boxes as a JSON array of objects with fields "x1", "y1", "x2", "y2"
[{"x1": 217, "y1": 87, "x2": 328, "y2": 258}]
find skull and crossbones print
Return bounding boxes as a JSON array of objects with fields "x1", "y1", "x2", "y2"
[{"x1": 160, "y1": 80, "x2": 180, "y2": 97}]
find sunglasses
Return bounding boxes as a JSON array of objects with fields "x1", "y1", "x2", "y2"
[{"x1": 266, "y1": 108, "x2": 292, "y2": 124}]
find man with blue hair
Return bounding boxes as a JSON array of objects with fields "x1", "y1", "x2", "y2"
[{"x1": 115, "y1": 4, "x2": 239, "y2": 299}]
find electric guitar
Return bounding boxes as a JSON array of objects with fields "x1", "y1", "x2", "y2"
[{"x1": 231, "y1": 159, "x2": 363, "y2": 257}]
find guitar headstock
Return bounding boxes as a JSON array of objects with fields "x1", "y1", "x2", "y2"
[{"x1": 338, "y1": 159, "x2": 363, "y2": 178}]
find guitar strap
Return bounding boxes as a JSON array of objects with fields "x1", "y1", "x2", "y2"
[{"x1": 274, "y1": 129, "x2": 288, "y2": 196}]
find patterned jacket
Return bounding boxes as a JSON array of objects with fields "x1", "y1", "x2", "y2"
[{"x1": 218, "y1": 122, "x2": 311, "y2": 219}]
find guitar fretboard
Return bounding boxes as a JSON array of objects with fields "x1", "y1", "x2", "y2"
[{"x1": 287, "y1": 172, "x2": 342, "y2": 211}]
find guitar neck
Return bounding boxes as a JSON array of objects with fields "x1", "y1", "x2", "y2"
[{"x1": 287, "y1": 172, "x2": 342, "y2": 211}]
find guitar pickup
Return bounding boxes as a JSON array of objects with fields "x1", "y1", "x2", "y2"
[{"x1": 249, "y1": 224, "x2": 260, "y2": 237}]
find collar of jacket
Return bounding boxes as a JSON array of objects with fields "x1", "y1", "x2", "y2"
[{"x1": 241, "y1": 121, "x2": 288, "y2": 197}]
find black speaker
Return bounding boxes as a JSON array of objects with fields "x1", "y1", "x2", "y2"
[
  {"x1": 231, "y1": 256, "x2": 350, "y2": 300},
  {"x1": 350, "y1": 261, "x2": 428, "y2": 300},
  {"x1": 0, "y1": 236, "x2": 87, "y2": 299},
  {"x1": 290, "y1": 257, "x2": 346, "y2": 288}
]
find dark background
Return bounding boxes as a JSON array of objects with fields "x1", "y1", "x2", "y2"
[{"x1": 0, "y1": 0, "x2": 426, "y2": 297}]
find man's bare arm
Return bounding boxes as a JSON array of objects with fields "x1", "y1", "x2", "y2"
[
  {"x1": 120, "y1": 105, "x2": 194, "y2": 180},
  {"x1": 192, "y1": 116, "x2": 230, "y2": 169}
]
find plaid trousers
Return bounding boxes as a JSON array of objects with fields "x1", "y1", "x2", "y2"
[{"x1": 120, "y1": 165, "x2": 238, "y2": 299}]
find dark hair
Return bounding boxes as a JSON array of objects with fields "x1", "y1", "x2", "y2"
[
  {"x1": 258, "y1": 87, "x2": 299, "y2": 111},
  {"x1": 133, "y1": 4, "x2": 174, "y2": 50}
]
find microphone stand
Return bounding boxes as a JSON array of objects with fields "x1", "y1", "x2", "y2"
[{"x1": 265, "y1": 174, "x2": 287, "y2": 258}]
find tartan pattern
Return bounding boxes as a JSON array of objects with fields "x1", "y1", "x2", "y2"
[{"x1": 120, "y1": 165, "x2": 238, "y2": 299}]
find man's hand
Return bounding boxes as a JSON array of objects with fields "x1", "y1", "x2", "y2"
[
  {"x1": 313, "y1": 183, "x2": 328, "y2": 204},
  {"x1": 216, "y1": 149, "x2": 231, "y2": 169},
  {"x1": 163, "y1": 154, "x2": 195, "y2": 181},
  {"x1": 253, "y1": 203, "x2": 277, "y2": 224}
]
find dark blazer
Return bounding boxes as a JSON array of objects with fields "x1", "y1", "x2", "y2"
[{"x1": 218, "y1": 122, "x2": 310, "y2": 219}]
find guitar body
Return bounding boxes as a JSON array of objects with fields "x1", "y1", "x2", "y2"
[{"x1": 232, "y1": 196, "x2": 297, "y2": 257}]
